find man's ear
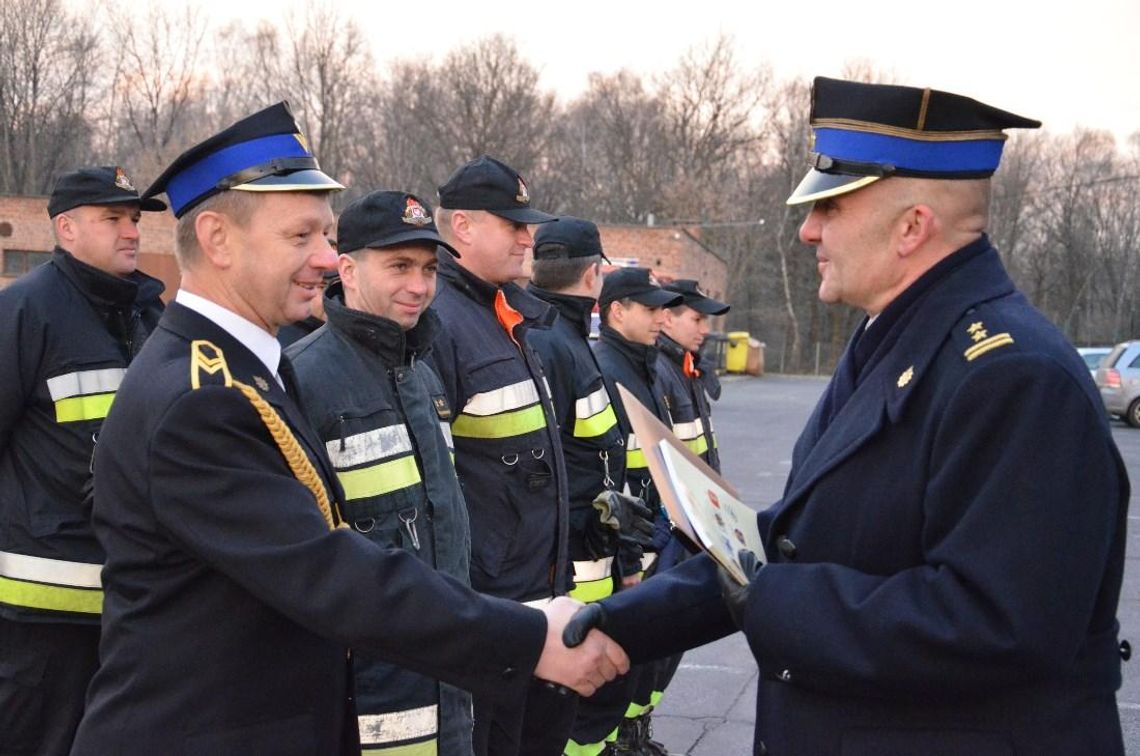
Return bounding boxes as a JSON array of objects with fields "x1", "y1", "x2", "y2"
[
  {"x1": 54, "y1": 214, "x2": 76, "y2": 245},
  {"x1": 195, "y1": 210, "x2": 234, "y2": 268},
  {"x1": 450, "y1": 210, "x2": 476, "y2": 247},
  {"x1": 897, "y1": 204, "x2": 937, "y2": 258},
  {"x1": 337, "y1": 253, "x2": 356, "y2": 291}
]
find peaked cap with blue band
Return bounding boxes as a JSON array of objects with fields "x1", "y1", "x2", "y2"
[
  {"x1": 143, "y1": 101, "x2": 343, "y2": 218},
  {"x1": 787, "y1": 77, "x2": 1041, "y2": 206}
]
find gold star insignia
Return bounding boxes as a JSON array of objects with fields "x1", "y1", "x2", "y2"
[{"x1": 897, "y1": 366, "x2": 915, "y2": 388}]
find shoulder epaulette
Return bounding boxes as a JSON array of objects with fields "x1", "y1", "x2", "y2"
[
  {"x1": 190, "y1": 339, "x2": 234, "y2": 389},
  {"x1": 961, "y1": 319, "x2": 1015, "y2": 362}
]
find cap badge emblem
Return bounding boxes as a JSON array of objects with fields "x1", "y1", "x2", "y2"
[
  {"x1": 897, "y1": 365, "x2": 914, "y2": 388},
  {"x1": 113, "y1": 167, "x2": 135, "y2": 191},
  {"x1": 402, "y1": 197, "x2": 431, "y2": 226},
  {"x1": 293, "y1": 132, "x2": 310, "y2": 152},
  {"x1": 253, "y1": 375, "x2": 270, "y2": 392},
  {"x1": 516, "y1": 177, "x2": 529, "y2": 204}
]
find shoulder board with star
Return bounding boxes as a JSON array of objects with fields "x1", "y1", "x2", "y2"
[{"x1": 953, "y1": 312, "x2": 1016, "y2": 363}]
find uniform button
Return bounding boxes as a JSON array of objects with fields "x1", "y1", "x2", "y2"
[
  {"x1": 1121, "y1": 640, "x2": 1132, "y2": 661},
  {"x1": 501, "y1": 666, "x2": 517, "y2": 680},
  {"x1": 778, "y1": 669, "x2": 792, "y2": 682},
  {"x1": 776, "y1": 535, "x2": 797, "y2": 560}
]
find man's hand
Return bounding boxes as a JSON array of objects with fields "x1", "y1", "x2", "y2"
[
  {"x1": 716, "y1": 549, "x2": 762, "y2": 629},
  {"x1": 535, "y1": 597, "x2": 629, "y2": 697}
]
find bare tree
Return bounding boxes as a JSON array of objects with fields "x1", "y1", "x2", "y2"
[{"x1": 0, "y1": 0, "x2": 101, "y2": 193}]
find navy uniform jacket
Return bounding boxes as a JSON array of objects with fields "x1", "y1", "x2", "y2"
[
  {"x1": 0, "y1": 248, "x2": 163, "y2": 624},
  {"x1": 655, "y1": 334, "x2": 720, "y2": 473},
  {"x1": 429, "y1": 257, "x2": 570, "y2": 600},
  {"x1": 598, "y1": 239, "x2": 1129, "y2": 755},
  {"x1": 72, "y1": 303, "x2": 547, "y2": 756}
]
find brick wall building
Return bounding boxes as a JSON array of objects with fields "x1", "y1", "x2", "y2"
[{"x1": 1, "y1": 197, "x2": 728, "y2": 315}]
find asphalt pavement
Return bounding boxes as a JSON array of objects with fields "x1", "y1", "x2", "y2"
[{"x1": 643, "y1": 374, "x2": 1140, "y2": 755}]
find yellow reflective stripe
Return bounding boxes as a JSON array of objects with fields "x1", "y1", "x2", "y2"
[
  {"x1": 0, "y1": 550, "x2": 102, "y2": 587},
  {"x1": 671, "y1": 418, "x2": 704, "y2": 441},
  {"x1": 627, "y1": 447, "x2": 647, "y2": 469},
  {"x1": 684, "y1": 435, "x2": 710, "y2": 457},
  {"x1": 326, "y1": 425, "x2": 413, "y2": 469},
  {"x1": 337, "y1": 455, "x2": 422, "y2": 500},
  {"x1": 564, "y1": 737, "x2": 609, "y2": 756},
  {"x1": 625, "y1": 700, "x2": 653, "y2": 718},
  {"x1": 359, "y1": 704, "x2": 437, "y2": 748},
  {"x1": 46, "y1": 368, "x2": 125, "y2": 400},
  {"x1": 569, "y1": 576, "x2": 614, "y2": 603},
  {"x1": 55, "y1": 392, "x2": 116, "y2": 422},
  {"x1": 361, "y1": 742, "x2": 436, "y2": 756},
  {"x1": 0, "y1": 576, "x2": 102, "y2": 614},
  {"x1": 573, "y1": 403, "x2": 618, "y2": 439},
  {"x1": 451, "y1": 404, "x2": 546, "y2": 439},
  {"x1": 462, "y1": 380, "x2": 540, "y2": 416}
]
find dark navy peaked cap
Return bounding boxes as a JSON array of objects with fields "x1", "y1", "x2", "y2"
[
  {"x1": 437, "y1": 155, "x2": 557, "y2": 224},
  {"x1": 143, "y1": 102, "x2": 343, "y2": 217},
  {"x1": 787, "y1": 77, "x2": 1041, "y2": 206}
]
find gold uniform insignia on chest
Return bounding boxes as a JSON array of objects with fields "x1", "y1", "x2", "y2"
[
  {"x1": 964, "y1": 321, "x2": 1015, "y2": 361},
  {"x1": 897, "y1": 365, "x2": 915, "y2": 388}
]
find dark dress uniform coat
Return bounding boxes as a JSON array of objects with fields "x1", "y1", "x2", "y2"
[
  {"x1": 71, "y1": 302, "x2": 547, "y2": 756},
  {"x1": 597, "y1": 239, "x2": 1130, "y2": 755}
]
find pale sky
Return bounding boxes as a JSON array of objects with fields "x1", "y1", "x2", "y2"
[{"x1": 127, "y1": 0, "x2": 1139, "y2": 143}]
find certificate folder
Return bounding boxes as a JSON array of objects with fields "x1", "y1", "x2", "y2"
[{"x1": 615, "y1": 384, "x2": 766, "y2": 585}]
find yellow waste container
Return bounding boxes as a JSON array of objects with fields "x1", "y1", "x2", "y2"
[{"x1": 725, "y1": 331, "x2": 750, "y2": 373}]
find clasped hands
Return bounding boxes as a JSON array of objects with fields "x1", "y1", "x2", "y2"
[{"x1": 534, "y1": 597, "x2": 629, "y2": 696}]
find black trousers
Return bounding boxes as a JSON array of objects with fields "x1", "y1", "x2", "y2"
[
  {"x1": 0, "y1": 617, "x2": 100, "y2": 756},
  {"x1": 473, "y1": 677, "x2": 578, "y2": 756}
]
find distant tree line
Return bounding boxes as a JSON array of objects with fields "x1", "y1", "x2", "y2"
[{"x1": 2, "y1": 0, "x2": 1137, "y2": 371}]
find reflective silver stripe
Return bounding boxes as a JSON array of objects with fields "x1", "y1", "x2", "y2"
[
  {"x1": 438, "y1": 421, "x2": 454, "y2": 450},
  {"x1": 358, "y1": 704, "x2": 438, "y2": 745},
  {"x1": 0, "y1": 550, "x2": 102, "y2": 589},
  {"x1": 626, "y1": 433, "x2": 641, "y2": 451},
  {"x1": 573, "y1": 557, "x2": 614, "y2": 582},
  {"x1": 575, "y1": 386, "x2": 612, "y2": 419},
  {"x1": 671, "y1": 418, "x2": 704, "y2": 441},
  {"x1": 523, "y1": 596, "x2": 553, "y2": 608},
  {"x1": 46, "y1": 368, "x2": 125, "y2": 401},
  {"x1": 325, "y1": 425, "x2": 413, "y2": 469},
  {"x1": 462, "y1": 380, "x2": 540, "y2": 416}
]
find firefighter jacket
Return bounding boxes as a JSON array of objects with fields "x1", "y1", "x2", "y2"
[
  {"x1": 655, "y1": 334, "x2": 721, "y2": 473},
  {"x1": 428, "y1": 257, "x2": 570, "y2": 601},
  {"x1": 592, "y1": 325, "x2": 672, "y2": 515},
  {"x1": 0, "y1": 247, "x2": 164, "y2": 624},
  {"x1": 527, "y1": 287, "x2": 626, "y2": 601},
  {"x1": 285, "y1": 288, "x2": 473, "y2": 756}
]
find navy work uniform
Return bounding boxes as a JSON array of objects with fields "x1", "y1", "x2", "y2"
[
  {"x1": 287, "y1": 191, "x2": 475, "y2": 756},
  {"x1": 0, "y1": 167, "x2": 165, "y2": 756},
  {"x1": 430, "y1": 156, "x2": 572, "y2": 756},
  {"x1": 585, "y1": 77, "x2": 1129, "y2": 756},
  {"x1": 592, "y1": 268, "x2": 684, "y2": 751},
  {"x1": 655, "y1": 280, "x2": 730, "y2": 473},
  {"x1": 526, "y1": 218, "x2": 639, "y2": 756},
  {"x1": 70, "y1": 103, "x2": 551, "y2": 756}
]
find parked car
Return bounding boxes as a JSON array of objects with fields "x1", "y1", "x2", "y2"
[
  {"x1": 1077, "y1": 346, "x2": 1112, "y2": 375},
  {"x1": 1095, "y1": 340, "x2": 1140, "y2": 427}
]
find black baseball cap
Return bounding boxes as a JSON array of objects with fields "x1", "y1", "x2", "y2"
[
  {"x1": 48, "y1": 166, "x2": 167, "y2": 217},
  {"x1": 337, "y1": 190, "x2": 458, "y2": 257},
  {"x1": 663, "y1": 279, "x2": 730, "y2": 315},
  {"x1": 599, "y1": 267, "x2": 682, "y2": 311},
  {"x1": 143, "y1": 101, "x2": 343, "y2": 218},
  {"x1": 437, "y1": 155, "x2": 556, "y2": 224},
  {"x1": 532, "y1": 216, "x2": 609, "y2": 262}
]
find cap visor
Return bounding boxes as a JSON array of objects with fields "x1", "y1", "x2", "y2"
[
  {"x1": 80, "y1": 195, "x2": 168, "y2": 213},
  {"x1": 786, "y1": 169, "x2": 880, "y2": 206},
  {"x1": 357, "y1": 229, "x2": 460, "y2": 258},
  {"x1": 688, "y1": 296, "x2": 730, "y2": 316},
  {"x1": 631, "y1": 289, "x2": 684, "y2": 308},
  {"x1": 490, "y1": 207, "x2": 558, "y2": 224},
  {"x1": 231, "y1": 168, "x2": 345, "y2": 193}
]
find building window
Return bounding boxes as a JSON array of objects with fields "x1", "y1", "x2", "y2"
[{"x1": 3, "y1": 250, "x2": 51, "y2": 276}]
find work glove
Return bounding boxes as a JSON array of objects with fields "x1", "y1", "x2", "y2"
[
  {"x1": 592, "y1": 490, "x2": 655, "y2": 546},
  {"x1": 716, "y1": 549, "x2": 762, "y2": 629},
  {"x1": 562, "y1": 602, "x2": 608, "y2": 648}
]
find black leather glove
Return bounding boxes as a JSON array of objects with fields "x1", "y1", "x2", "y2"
[
  {"x1": 592, "y1": 490, "x2": 655, "y2": 547},
  {"x1": 614, "y1": 535, "x2": 644, "y2": 580},
  {"x1": 716, "y1": 549, "x2": 762, "y2": 629},
  {"x1": 562, "y1": 603, "x2": 608, "y2": 648}
]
